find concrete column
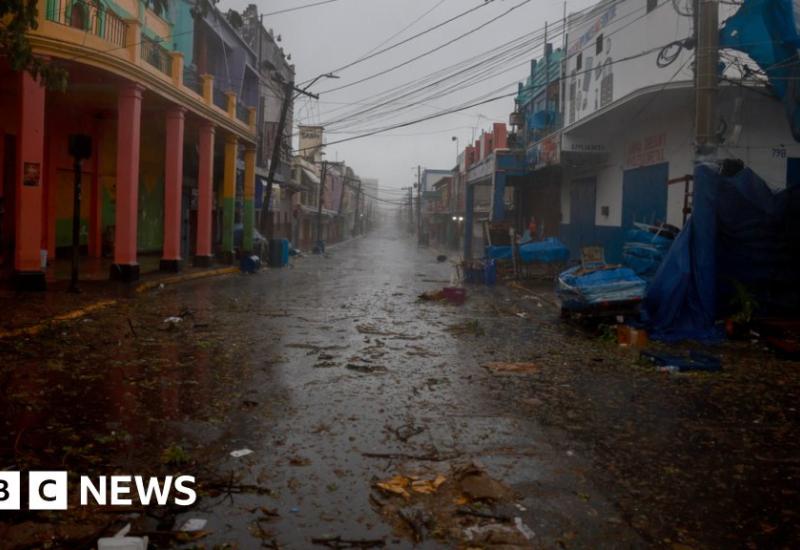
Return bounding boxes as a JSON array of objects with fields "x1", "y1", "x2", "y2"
[
  {"x1": 225, "y1": 91, "x2": 236, "y2": 118},
  {"x1": 110, "y1": 82, "x2": 144, "y2": 282},
  {"x1": 242, "y1": 146, "x2": 256, "y2": 253},
  {"x1": 125, "y1": 19, "x2": 141, "y2": 64},
  {"x1": 464, "y1": 183, "x2": 475, "y2": 260},
  {"x1": 169, "y1": 51, "x2": 184, "y2": 88},
  {"x1": 14, "y1": 71, "x2": 46, "y2": 291},
  {"x1": 194, "y1": 121, "x2": 215, "y2": 267},
  {"x1": 221, "y1": 134, "x2": 237, "y2": 263},
  {"x1": 491, "y1": 171, "x2": 506, "y2": 221},
  {"x1": 160, "y1": 106, "x2": 185, "y2": 272},
  {"x1": 201, "y1": 74, "x2": 214, "y2": 106}
]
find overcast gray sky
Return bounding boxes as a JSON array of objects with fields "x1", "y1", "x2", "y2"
[{"x1": 219, "y1": 0, "x2": 595, "y2": 201}]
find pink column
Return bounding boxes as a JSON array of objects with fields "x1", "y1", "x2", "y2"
[
  {"x1": 14, "y1": 71, "x2": 46, "y2": 291},
  {"x1": 160, "y1": 106, "x2": 185, "y2": 272},
  {"x1": 110, "y1": 82, "x2": 143, "y2": 281},
  {"x1": 194, "y1": 121, "x2": 215, "y2": 267}
]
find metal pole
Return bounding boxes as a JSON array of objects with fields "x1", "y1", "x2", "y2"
[
  {"x1": 416, "y1": 165, "x2": 422, "y2": 241},
  {"x1": 264, "y1": 79, "x2": 293, "y2": 239},
  {"x1": 408, "y1": 187, "x2": 413, "y2": 230},
  {"x1": 353, "y1": 179, "x2": 361, "y2": 235},
  {"x1": 315, "y1": 160, "x2": 327, "y2": 250},
  {"x1": 69, "y1": 159, "x2": 82, "y2": 293},
  {"x1": 544, "y1": 21, "x2": 549, "y2": 133},
  {"x1": 694, "y1": 0, "x2": 719, "y2": 159}
]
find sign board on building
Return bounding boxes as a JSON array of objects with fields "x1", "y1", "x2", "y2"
[
  {"x1": 562, "y1": 134, "x2": 607, "y2": 154},
  {"x1": 626, "y1": 133, "x2": 666, "y2": 167},
  {"x1": 298, "y1": 126, "x2": 324, "y2": 161}
]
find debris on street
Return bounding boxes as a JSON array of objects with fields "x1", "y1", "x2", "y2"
[
  {"x1": 370, "y1": 462, "x2": 530, "y2": 546},
  {"x1": 230, "y1": 448, "x2": 255, "y2": 458},
  {"x1": 482, "y1": 361, "x2": 539, "y2": 375}
]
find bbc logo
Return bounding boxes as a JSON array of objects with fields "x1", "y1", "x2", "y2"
[
  {"x1": 0, "y1": 472, "x2": 196, "y2": 510},
  {"x1": 0, "y1": 471, "x2": 68, "y2": 510}
]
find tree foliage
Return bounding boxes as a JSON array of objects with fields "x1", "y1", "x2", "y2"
[{"x1": 0, "y1": 0, "x2": 68, "y2": 90}]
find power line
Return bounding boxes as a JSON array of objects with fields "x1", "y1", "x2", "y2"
[
  {"x1": 262, "y1": 0, "x2": 350, "y2": 17},
  {"x1": 302, "y1": 0, "x2": 495, "y2": 86},
  {"x1": 357, "y1": 0, "x2": 449, "y2": 59},
  {"x1": 318, "y1": 0, "x2": 534, "y2": 95},
  {"x1": 293, "y1": 40, "x2": 685, "y2": 154},
  {"x1": 307, "y1": 0, "x2": 665, "y2": 131},
  {"x1": 306, "y1": 23, "x2": 558, "y2": 128}
]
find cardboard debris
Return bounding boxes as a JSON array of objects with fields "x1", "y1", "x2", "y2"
[
  {"x1": 375, "y1": 473, "x2": 447, "y2": 499},
  {"x1": 482, "y1": 362, "x2": 539, "y2": 375}
]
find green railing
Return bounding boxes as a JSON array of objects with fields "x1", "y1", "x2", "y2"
[
  {"x1": 45, "y1": 0, "x2": 127, "y2": 48},
  {"x1": 141, "y1": 35, "x2": 172, "y2": 76}
]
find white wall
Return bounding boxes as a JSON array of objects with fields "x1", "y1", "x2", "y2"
[
  {"x1": 560, "y1": 86, "x2": 800, "y2": 229},
  {"x1": 563, "y1": 0, "x2": 694, "y2": 128}
]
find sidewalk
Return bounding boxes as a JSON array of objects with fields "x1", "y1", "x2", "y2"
[{"x1": 0, "y1": 261, "x2": 239, "y2": 337}]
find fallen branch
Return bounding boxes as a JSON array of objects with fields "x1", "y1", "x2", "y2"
[{"x1": 311, "y1": 535, "x2": 385, "y2": 548}]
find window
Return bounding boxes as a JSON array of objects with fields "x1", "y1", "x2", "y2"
[
  {"x1": 647, "y1": 0, "x2": 657, "y2": 12},
  {"x1": 596, "y1": 34, "x2": 603, "y2": 55},
  {"x1": 576, "y1": 53, "x2": 583, "y2": 71}
]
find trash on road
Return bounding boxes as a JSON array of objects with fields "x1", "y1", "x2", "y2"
[
  {"x1": 179, "y1": 518, "x2": 207, "y2": 532},
  {"x1": 346, "y1": 363, "x2": 388, "y2": 374},
  {"x1": 418, "y1": 287, "x2": 466, "y2": 305},
  {"x1": 640, "y1": 350, "x2": 722, "y2": 373},
  {"x1": 436, "y1": 255, "x2": 448, "y2": 262},
  {"x1": 230, "y1": 448, "x2": 254, "y2": 458},
  {"x1": 447, "y1": 320, "x2": 484, "y2": 336},
  {"x1": 97, "y1": 524, "x2": 148, "y2": 550},
  {"x1": 617, "y1": 324, "x2": 649, "y2": 347},
  {"x1": 482, "y1": 362, "x2": 539, "y2": 375},
  {"x1": 375, "y1": 473, "x2": 447, "y2": 499},
  {"x1": 163, "y1": 316, "x2": 183, "y2": 324},
  {"x1": 371, "y1": 462, "x2": 522, "y2": 546}
]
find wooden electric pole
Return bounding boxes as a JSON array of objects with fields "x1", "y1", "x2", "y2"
[
  {"x1": 315, "y1": 160, "x2": 328, "y2": 252},
  {"x1": 416, "y1": 165, "x2": 422, "y2": 242},
  {"x1": 352, "y1": 179, "x2": 362, "y2": 236},
  {"x1": 264, "y1": 77, "x2": 319, "y2": 239},
  {"x1": 694, "y1": 0, "x2": 719, "y2": 159}
]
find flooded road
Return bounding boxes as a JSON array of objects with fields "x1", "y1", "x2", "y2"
[{"x1": 1, "y1": 227, "x2": 798, "y2": 548}]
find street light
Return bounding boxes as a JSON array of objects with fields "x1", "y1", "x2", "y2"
[{"x1": 451, "y1": 135, "x2": 459, "y2": 157}]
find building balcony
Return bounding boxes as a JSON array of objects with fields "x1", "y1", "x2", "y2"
[{"x1": 32, "y1": 0, "x2": 256, "y2": 141}]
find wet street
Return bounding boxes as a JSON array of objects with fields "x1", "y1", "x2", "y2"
[{"x1": 1, "y1": 227, "x2": 799, "y2": 549}]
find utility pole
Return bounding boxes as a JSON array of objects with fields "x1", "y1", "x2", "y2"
[
  {"x1": 352, "y1": 179, "x2": 362, "y2": 236},
  {"x1": 694, "y1": 0, "x2": 719, "y2": 159},
  {"x1": 315, "y1": 160, "x2": 328, "y2": 252},
  {"x1": 416, "y1": 165, "x2": 422, "y2": 242},
  {"x1": 264, "y1": 77, "x2": 320, "y2": 239}
]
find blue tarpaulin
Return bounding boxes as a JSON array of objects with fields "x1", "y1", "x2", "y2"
[
  {"x1": 622, "y1": 228, "x2": 674, "y2": 280},
  {"x1": 642, "y1": 164, "x2": 800, "y2": 341},
  {"x1": 557, "y1": 265, "x2": 647, "y2": 308},
  {"x1": 485, "y1": 237, "x2": 570, "y2": 263},
  {"x1": 720, "y1": 0, "x2": 800, "y2": 139}
]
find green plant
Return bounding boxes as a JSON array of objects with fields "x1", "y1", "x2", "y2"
[
  {"x1": 729, "y1": 280, "x2": 758, "y2": 325},
  {"x1": 1, "y1": 0, "x2": 68, "y2": 90}
]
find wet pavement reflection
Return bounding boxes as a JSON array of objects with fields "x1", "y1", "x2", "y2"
[{"x1": 2, "y1": 225, "x2": 797, "y2": 549}]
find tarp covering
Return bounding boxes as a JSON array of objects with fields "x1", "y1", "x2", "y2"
[
  {"x1": 719, "y1": 0, "x2": 800, "y2": 139},
  {"x1": 557, "y1": 265, "x2": 647, "y2": 308},
  {"x1": 622, "y1": 228, "x2": 674, "y2": 280},
  {"x1": 642, "y1": 164, "x2": 800, "y2": 341},
  {"x1": 485, "y1": 238, "x2": 570, "y2": 263}
]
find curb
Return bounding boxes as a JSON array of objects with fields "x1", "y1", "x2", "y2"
[
  {"x1": 135, "y1": 266, "x2": 239, "y2": 293},
  {"x1": 0, "y1": 266, "x2": 240, "y2": 340}
]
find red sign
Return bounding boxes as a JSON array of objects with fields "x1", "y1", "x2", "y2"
[{"x1": 626, "y1": 133, "x2": 666, "y2": 167}]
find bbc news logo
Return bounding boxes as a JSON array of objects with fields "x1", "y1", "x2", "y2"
[{"x1": 0, "y1": 472, "x2": 196, "y2": 510}]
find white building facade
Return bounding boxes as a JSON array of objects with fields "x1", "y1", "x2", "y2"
[{"x1": 556, "y1": 0, "x2": 800, "y2": 261}]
